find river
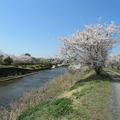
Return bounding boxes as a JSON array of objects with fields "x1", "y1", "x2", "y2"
[{"x1": 0, "y1": 67, "x2": 66, "y2": 107}]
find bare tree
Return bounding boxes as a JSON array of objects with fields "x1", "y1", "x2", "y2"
[{"x1": 61, "y1": 22, "x2": 120, "y2": 75}]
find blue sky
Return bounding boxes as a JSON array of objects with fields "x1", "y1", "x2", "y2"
[{"x1": 0, "y1": 0, "x2": 119, "y2": 57}]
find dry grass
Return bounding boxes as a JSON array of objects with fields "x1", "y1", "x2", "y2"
[
  {"x1": 18, "y1": 70, "x2": 111, "y2": 120},
  {"x1": 0, "y1": 71, "x2": 83, "y2": 120}
]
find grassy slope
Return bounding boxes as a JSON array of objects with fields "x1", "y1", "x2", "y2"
[
  {"x1": 104, "y1": 68, "x2": 120, "y2": 77},
  {"x1": 0, "y1": 71, "x2": 82, "y2": 120},
  {"x1": 18, "y1": 70, "x2": 111, "y2": 120}
]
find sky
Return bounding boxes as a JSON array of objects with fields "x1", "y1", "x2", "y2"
[{"x1": 0, "y1": 0, "x2": 119, "y2": 57}]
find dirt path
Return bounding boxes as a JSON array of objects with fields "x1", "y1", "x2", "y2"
[{"x1": 108, "y1": 71, "x2": 120, "y2": 120}]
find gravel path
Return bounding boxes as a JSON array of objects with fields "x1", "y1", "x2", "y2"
[{"x1": 108, "y1": 71, "x2": 120, "y2": 120}]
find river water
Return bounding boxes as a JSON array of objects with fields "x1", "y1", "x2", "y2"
[{"x1": 0, "y1": 67, "x2": 65, "y2": 107}]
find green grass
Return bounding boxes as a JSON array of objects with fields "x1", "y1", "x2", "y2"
[
  {"x1": 104, "y1": 67, "x2": 120, "y2": 77},
  {"x1": 18, "y1": 70, "x2": 111, "y2": 120},
  {"x1": 71, "y1": 75, "x2": 111, "y2": 120},
  {"x1": 18, "y1": 98, "x2": 73, "y2": 120}
]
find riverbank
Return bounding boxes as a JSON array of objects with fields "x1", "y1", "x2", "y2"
[
  {"x1": 0, "y1": 68, "x2": 65, "y2": 108},
  {"x1": 0, "y1": 69, "x2": 112, "y2": 120},
  {"x1": 0, "y1": 66, "x2": 52, "y2": 82},
  {"x1": 0, "y1": 71, "x2": 40, "y2": 82}
]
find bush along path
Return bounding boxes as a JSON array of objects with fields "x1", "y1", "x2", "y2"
[{"x1": 107, "y1": 70, "x2": 120, "y2": 120}]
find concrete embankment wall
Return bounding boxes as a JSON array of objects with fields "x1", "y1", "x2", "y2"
[{"x1": 0, "y1": 67, "x2": 51, "y2": 77}]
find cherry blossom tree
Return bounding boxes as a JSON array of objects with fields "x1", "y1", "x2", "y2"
[
  {"x1": 107, "y1": 54, "x2": 120, "y2": 69},
  {"x1": 61, "y1": 22, "x2": 120, "y2": 75}
]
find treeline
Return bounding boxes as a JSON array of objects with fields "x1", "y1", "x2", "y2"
[
  {"x1": 0, "y1": 53, "x2": 55, "y2": 68},
  {"x1": 0, "y1": 53, "x2": 64, "y2": 78}
]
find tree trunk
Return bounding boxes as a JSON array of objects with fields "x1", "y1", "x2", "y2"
[{"x1": 94, "y1": 67, "x2": 102, "y2": 76}]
